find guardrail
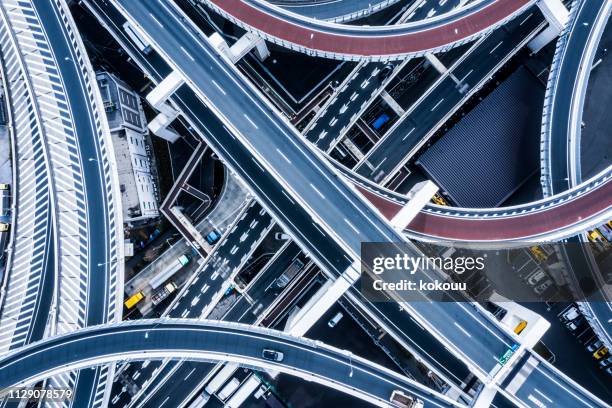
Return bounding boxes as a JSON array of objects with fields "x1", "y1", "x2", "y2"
[{"x1": 0, "y1": 2, "x2": 54, "y2": 355}]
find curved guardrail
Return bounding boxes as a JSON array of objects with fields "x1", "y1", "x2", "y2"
[
  {"x1": 337, "y1": 163, "x2": 612, "y2": 242},
  {"x1": 271, "y1": 0, "x2": 402, "y2": 23},
  {"x1": 38, "y1": 0, "x2": 125, "y2": 407},
  {"x1": 0, "y1": 7, "x2": 54, "y2": 356},
  {"x1": 0, "y1": 1, "x2": 125, "y2": 407},
  {"x1": 202, "y1": 0, "x2": 534, "y2": 60},
  {"x1": 540, "y1": 0, "x2": 612, "y2": 349}
]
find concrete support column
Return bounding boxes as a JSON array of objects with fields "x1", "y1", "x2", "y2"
[
  {"x1": 209, "y1": 32, "x2": 269, "y2": 64},
  {"x1": 473, "y1": 385, "x2": 497, "y2": 408},
  {"x1": 425, "y1": 53, "x2": 448, "y2": 75},
  {"x1": 537, "y1": 0, "x2": 570, "y2": 32},
  {"x1": 146, "y1": 70, "x2": 184, "y2": 109},
  {"x1": 390, "y1": 180, "x2": 438, "y2": 230},
  {"x1": 380, "y1": 90, "x2": 405, "y2": 116},
  {"x1": 285, "y1": 261, "x2": 360, "y2": 337}
]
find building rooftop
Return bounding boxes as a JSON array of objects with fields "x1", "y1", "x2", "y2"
[{"x1": 416, "y1": 66, "x2": 544, "y2": 208}]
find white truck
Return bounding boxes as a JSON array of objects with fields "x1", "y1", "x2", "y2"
[
  {"x1": 151, "y1": 282, "x2": 178, "y2": 306},
  {"x1": 149, "y1": 254, "x2": 190, "y2": 290},
  {"x1": 390, "y1": 391, "x2": 424, "y2": 408}
]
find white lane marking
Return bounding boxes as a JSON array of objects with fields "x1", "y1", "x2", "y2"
[
  {"x1": 281, "y1": 190, "x2": 295, "y2": 205},
  {"x1": 243, "y1": 114, "x2": 259, "y2": 129},
  {"x1": 180, "y1": 46, "x2": 194, "y2": 61},
  {"x1": 431, "y1": 98, "x2": 444, "y2": 111},
  {"x1": 311, "y1": 222, "x2": 326, "y2": 236},
  {"x1": 489, "y1": 41, "x2": 503, "y2": 54},
  {"x1": 309, "y1": 183, "x2": 326, "y2": 199},
  {"x1": 459, "y1": 69, "x2": 473, "y2": 83},
  {"x1": 276, "y1": 148, "x2": 292, "y2": 164},
  {"x1": 534, "y1": 389, "x2": 553, "y2": 403},
  {"x1": 184, "y1": 367, "x2": 196, "y2": 380},
  {"x1": 159, "y1": 396, "x2": 170, "y2": 407},
  {"x1": 343, "y1": 218, "x2": 360, "y2": 235},
  {"x1": 211, "y1": 79, "x2": 226, "y2": 95},
  {"x1": 251, "y1": 157, "x2": 265, "y2": 172},
  {"x1": 149, "y1": 13, "x2": 164, "y2": 28},
  {"x1": 402, "y1": 127, "x2": 416, "y2": 141},
  {"x1": 453, "y1": 322, "x2": 472, "y2": 338},
  {"x1": 519, "y1": 13, "x2": 533, "y2": 26}
]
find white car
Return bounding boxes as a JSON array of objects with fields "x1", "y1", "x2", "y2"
[
  {"x1": 534, "y1": 279, "x2": 553, "y2": 295},
  {"x1": 527, "y1": 270, "x2": 546, "y2": 285}
]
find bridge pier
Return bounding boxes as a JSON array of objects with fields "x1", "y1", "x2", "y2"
[
  {"x1": 285, "y1": 262, "x2": 360, "y2": 336},
  {"x1": 380, "y1": 90, "x2": 405, "y2": 116},
  {"x1": 209, "y1": 32, "x2": 269, "y2": 64},
  {"x1": 146, "y1": 71, "x2": 184, "y2": 142},
  {"x1": 391, "y1": 181, "x2": 438, "y2": 230},
  {"x1": 528, "y1": 0, "x2": 569, "y2": 53}
]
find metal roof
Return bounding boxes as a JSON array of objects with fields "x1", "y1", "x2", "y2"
[{"x1": 416, "y1": 67, "x2": 544, "y2": 208}]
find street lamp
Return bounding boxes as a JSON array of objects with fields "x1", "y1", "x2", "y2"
[{"x1": 97, "y1": 258, "x2": 124, "y2": 267}]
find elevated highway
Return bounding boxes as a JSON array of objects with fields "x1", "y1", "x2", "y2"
[
  {"x1": 540, "y1": 0, "x2": 612, "y2": 348},
  {"x1": 203, "y1": 0, "x2": 534, "y2": 60},
  {"x1": 0, "y1": 320, "x2": 462, "y2": 408},
  {"x1": 0, "y1": 5, "x2": 54, "y2": 359},
  {"x1": 92, "y1": 3, "x2": 607, "y2": 406},
  {"x1": 108, "y1": 0, "x2": 523, "y2": 385},
  {"x1": 0, "y1": 0, "x2": 125, "y2": 406},
  {"x1": 339, "y1": 164, "x2": 612, "y2": 242}
]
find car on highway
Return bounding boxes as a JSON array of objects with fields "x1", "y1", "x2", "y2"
[
  {"x1": 599, "y1": 356, "x2": 612, "y2": 367},
  {"x1": 378, "y1": 64, "x2": 393, "y2": 81},
  {"x1": 587, "y1": 339, "x2": 603, "y2": 352},
  {"x1": 527, "y1": 270, "x2": 546, "y2": 285},
  {"x1": 534, "y1": 279, "x2": 553, "y2": 295},
  {"x1": 328, "y1": 312, "x2": 343, "y2": 328},
  {"x1": 593, "y1": 346, "x2": 608, "y2": 360},
  {"x1": 262, "y1": 349, "x2": 284, "y2": 362},
  {"x1": 206, "y1": 230, "x2": 221, "y2": 245}
]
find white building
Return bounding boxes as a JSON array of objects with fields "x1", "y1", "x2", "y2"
[{"x1": 96, "y1": 71, "x2": 160, "y2": 224}]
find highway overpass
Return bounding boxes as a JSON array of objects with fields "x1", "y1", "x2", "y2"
[
  {"x1": 0, "y1": 320, "x2": 462, "y2": 408},
  {"x1": 540, "y1": 0, "x2": 612, "y2": 348},
  {"x1": 107, "y1": 0, "x2": 524, "y2": 383},
  {"x1": 341, "y1": 165, "x2": 612, "y2": 242},
  {"x1": 0, "y1": 4, "x2": 55, "y2": 361},
  {"x1": 0, "y1": 0, "x2": 125, "y2": 406},
  {"x1": 203, "y1": 0, "x2": 534, "y2": 59},
  {"x1": 90, "y1": 2, "x2": 608, "y2": 406}
]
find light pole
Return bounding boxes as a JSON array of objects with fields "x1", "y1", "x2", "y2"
[{"x1": 97, "y1": 258, "x2": 124, "y2": 267}]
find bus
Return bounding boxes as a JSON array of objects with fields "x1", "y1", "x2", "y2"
[
  {"x1": 122, "y1": 22, "x2": 152, "y2": 54},
  {"x1": 124, "y1": 291, "x2": 144, "y2": 310}
]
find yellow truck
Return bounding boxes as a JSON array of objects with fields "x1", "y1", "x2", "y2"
[{"x1": 124, "y1": 291, "x2": 144, "y2": 310}]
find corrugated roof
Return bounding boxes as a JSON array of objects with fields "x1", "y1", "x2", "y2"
[{"x1": 416, "y1": 66, "x2": 543, "y2": 207}]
